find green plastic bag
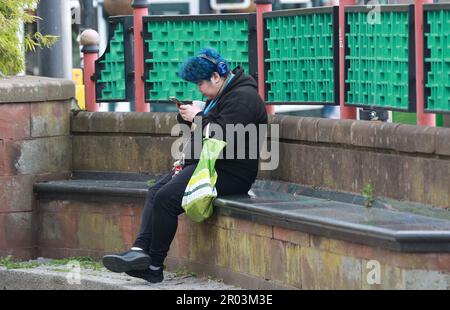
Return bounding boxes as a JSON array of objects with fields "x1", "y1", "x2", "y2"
[{"x1": 182, "y1": 124, "x2": 226, "y2": 222}]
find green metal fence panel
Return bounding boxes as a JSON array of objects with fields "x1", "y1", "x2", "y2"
[
  {"x1": 424, "y1": 4, "x2": 450, "y2": 114},
  {"x1": 95, "y1": 16, "x2": 134, "y2": 104},
  {"x1": 392, "y1": 111, "x2": 445, "y2": 126},
  {"x1": 263, "y1": 6, "x2": 339, "y2": 105},
  {"x1": 143, "y1": 14, "x2": 257, "y2": 103},
  {"x1": 345, "y1": 5, "x2": 416, "y2": 112}
]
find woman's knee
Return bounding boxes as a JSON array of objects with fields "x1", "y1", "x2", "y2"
[
  {"x1": 153, "y1": 188, "x2": 184, "y2": 216},
  {"x1": 153, "y1": 189, "x2": 169, "y2": 206}
]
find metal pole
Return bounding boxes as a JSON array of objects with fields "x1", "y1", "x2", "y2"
[
  {"x1": 80, "y1": 29, "x2": 99, "y2": 112},
  {"x1": 199, "y1": 0, "x2": 211, "y2": 14},
  {"x1": 79, "y1": 0, "x2": 98, "y2": 31},
  {"x1": 256, "y1": 0, "x2": 275, "y2": 115},
  {"x1": 339, "y1": 0, "x2": 357, "y2": 119},
  {"x1": 132, "y1": 0, "x2": 150, "y2": 112},
  {"x1": 37, "y1": 0, "x2": 73, "y2": 79},
  {"x1": 415, "y1": 0, "x2": 435, "y2": 127}
]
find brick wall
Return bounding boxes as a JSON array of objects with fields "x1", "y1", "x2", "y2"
[
  {"x1": 259, "y1": 116, "x2": 450, "y2": 208},
  {"x1": 72, "y1": 112, "x2": 450, "y2": 207},
  {"x1": 71, "y1": 112, "x2": 177, "y2": 174},
  {"x1": 62, "y1": 112, "x2": 450, "y2": 288},
  {"x1": 37, "y1": 199, "x2": 450, "y2": 289},
  {"x1": 0, "y1": 76, "x2": 74, "y2": 259}
]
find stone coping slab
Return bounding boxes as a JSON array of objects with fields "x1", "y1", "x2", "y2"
[{"x1": 0, "y1": 76, "x2": 75, "y2": 103}]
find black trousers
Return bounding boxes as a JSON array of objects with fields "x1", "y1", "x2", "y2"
[{"x1": 133, "y1": 164, "x2": 253, "y2": 267}]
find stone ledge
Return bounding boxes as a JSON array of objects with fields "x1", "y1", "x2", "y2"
[
  {"x1": 0, "y1": 265, "x2": 240, "y2": 290},
  {"x1": 269, "y1": 115, "x2": 450, "y2": 156},
  {"x1": 0, "y1": 76, "x2": 75, "y2": 103},
  {"x1": 34, "y1": 172, "x2": 450, "y2": 253},
  {"x1": 216, "y1": 197, "x2": 450, "y2": 253}
]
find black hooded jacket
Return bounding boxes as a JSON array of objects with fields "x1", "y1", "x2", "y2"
[{"x1": 177, "y1": 66, "x2": 268, "y2": 184}]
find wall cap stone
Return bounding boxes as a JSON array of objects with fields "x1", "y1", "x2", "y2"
[
  {"x1": 269, "y1": 115, "x2": 450, "y2": 155},
  {"x1": 0, "y1": 76, "x2": 75, "y2": 104}
]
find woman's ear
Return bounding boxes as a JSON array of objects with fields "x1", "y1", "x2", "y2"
[{"x1": 211, "y1": 72, "x2": 221, "y2": 84}]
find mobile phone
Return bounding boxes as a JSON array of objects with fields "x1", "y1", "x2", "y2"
[{"x1": 169, "y1": 96, "x2": 184, "y2": 107}]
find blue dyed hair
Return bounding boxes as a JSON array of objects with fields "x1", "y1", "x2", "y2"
[{"x1": 177, "y1": 47, "x2": 229, "y2": 83}]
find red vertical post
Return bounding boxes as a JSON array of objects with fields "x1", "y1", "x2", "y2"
[
  {"x1": 339, "y1": 0, "x2": 357, "y2": 119},
  {"x1": 416, "y1": 0, "x2": 435, "y2": 126},
  {"x1": 132, "y1": 0, "x2": 150, "y2": 112},
  {"x1": 256, "y1": 0, "x2": 275, "y2": 115},
  {"x1": 80, "y1": 29, "x2": 99, "y2": 112}
]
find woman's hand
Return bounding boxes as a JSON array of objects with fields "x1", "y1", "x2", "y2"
[{"x1": 179, "y1": 104, "x2": 202, "y2": 122}]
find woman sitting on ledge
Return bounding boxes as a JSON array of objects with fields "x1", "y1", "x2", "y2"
[{"x1": 102, "y1": 47, "x2": 267, "y2": 283}]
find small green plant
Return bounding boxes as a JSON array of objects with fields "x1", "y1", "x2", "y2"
[
  {"x1": 362, "y1": 183, "x2": 375, "y2": 208},
  {"x1": 0, "y1": 0, "x2": 58, "y2": 75},
  {"x1": 0, "y1": 255, "x2": 41, "y2": 269},
  {"x1": 46, "y1": 256, "x2": 104, "y2": 271},
  {"x1": 173, "y1": 268, "x2": 197, "y2": 278},
  {"x1": 0, "y1": 256, "x2": 104, "y2": 271},
  {"x1": 207, "y1": 275, "x2": 223, "y2": 282}
]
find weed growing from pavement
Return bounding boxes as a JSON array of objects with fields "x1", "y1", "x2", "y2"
[
  {"x1": 173, "y1": 267, "x2": 197, "y2": 278},
  {"x1": 0, "y1": 256, "x2": 41, "y2": 269},
  {"x1": 362, "y1": 183, "x2": 375, "y2": 208},
  {"x1": 0, "y1": 256, "x2": 104, "y2": 271}
]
